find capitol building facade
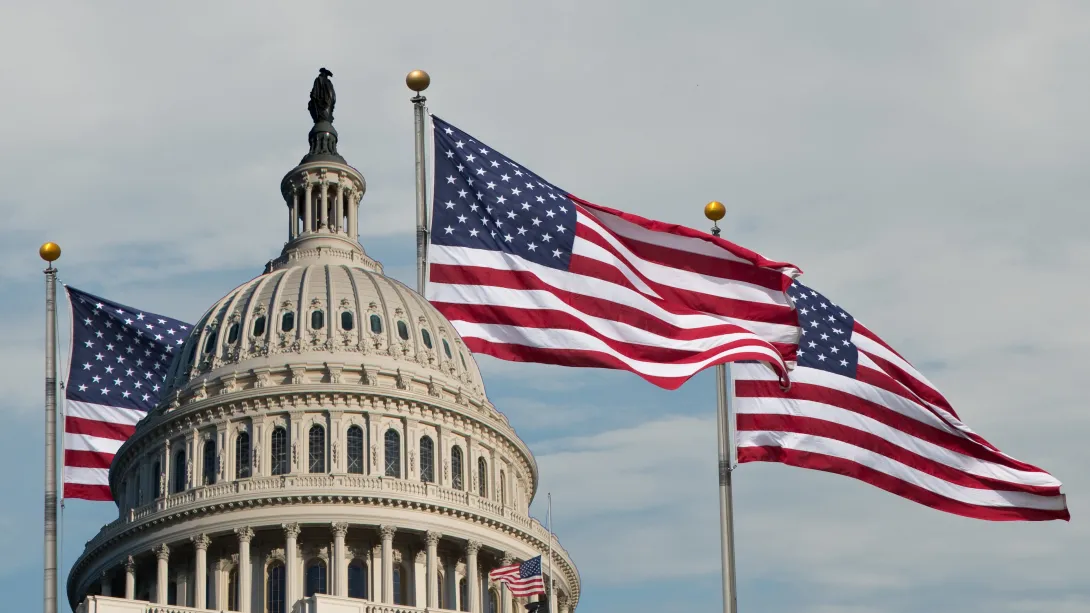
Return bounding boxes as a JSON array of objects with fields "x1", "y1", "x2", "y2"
[{"x1": 66, "y1": 74, "x2": 579, "y2": 613}]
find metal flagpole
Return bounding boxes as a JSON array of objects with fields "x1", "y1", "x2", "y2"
[
  {"x1": 407, "y1": 69, "x2": 432, "y2": 294},
  {"x1": 547, "y1": 493, "x2": 554, "y2": 612},
  {"x1": 705, "y1": 202, "x2": 738, "y2": 613},
  {"x1": 41, "y1": 241, "x2": 62, "y2": 613}
]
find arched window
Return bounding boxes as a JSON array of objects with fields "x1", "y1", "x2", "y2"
[
  {"x1": 271, "y1": 427, "x2": 288, "y2": 476},
  {"x1": 172, "y1": 449, "x2": 186, "y2": 494},
  {"x1": 459, "y1": 579, "x2": 468, "y2": 612},
  {"x1": 135, "y1": 472, "x2": 143, "y2": 505},
  {"x1": 226, "y1": 322, "x2": 240, "y2": 344},
  {"x1": 421, "y1": 329, "x2": 433, "y2": 349},
  {"x1": 369, "y1": 314, "x2": 383, "y2": 334},
  {"x1": 305, "y1": 559, "x2": 328, "y2": 597},
  {"x1": 311, "y1": 310, "x2": 325, "y2": 330},
  {"x1": 203, "y1": 329, "x2": 218, "y2": 354},
  {"x1": 477, "y1": 456, "x2": 488, "y2": 497},
  {"x1": 397, "y1": 320, "x2": 409, "y2": 341},
  {"x1": 267, "y1": 563, "x2": 286, "y2": 613},
  {"x1": 202, "y1": 439, "x2": 216, "y2": 486},
  {"x1": 437, "y1": 572, "x2": 445, "y2": 609},
  {"x1": 500, "y1": 470, "x2": 507, "y2": 506},
  {"x1": 347, "y1": 559, "x2": 367, "y2": 599},
  {"x1": 252, "y1": 315, "x2": 267, "y2": 337},
  {"x1": 309, "y1": 425, "x2": 326, "y2": 473},
  {"x1": 281, "y1": 311, "x2": 295, "y2": 333},
  {"x1": 443, "y1": 339, "x2": 453, "y2": 359},
  {"x1": 420, "y1": 436, "x2": 435, "y2": 483},
  {"x1": 460, "y1": 352, "x2": 468, "y2": 370},
  {"x1": 347, "y1": 426, "x2": 364, "y2": 474},
  {"x1": 488, "y1": 588, "x2": 499, "y2": 613},
  {"x1": 384, "y1": 429, "x2": 401, "y2": 478},
  {"x1": 227, "y1": 568, "x2": 239, "y2": 611},
  {"x1": 393, "y1": 565, "x2": 407, "y2": 605},
  {"x1": 236, "y1": 431, "x2": 251, "y2": 479},
  {"x1": 341, "y1": 311, "x2": 354, "y2": 331},
  {"x1": 451, "y1": 446, "x2": 464, "y2": 491},
  {"x1": 152, "y1": 461, "x2": 162, "y2": 498}
]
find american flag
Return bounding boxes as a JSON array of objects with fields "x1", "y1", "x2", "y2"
[
  {"x1": 63, "y1": 286, "x2": 191, "y2": 501},
  {"x1": 734, "y1": 279, "x2": 1069, "y2": 521},
  {"x1": 489, "y1": 555, "x2": 545, "y2": 597},
  {"x1": 427, "y1": 116, "x2": 801, "y2": 390}
]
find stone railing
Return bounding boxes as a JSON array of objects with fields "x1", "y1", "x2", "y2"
[
  {"x1": 77, "y1": 594, "x2": 463, "y2": 613},
  {"x1": 92, "y1": 474, "x2": 569, "y2": 561}
]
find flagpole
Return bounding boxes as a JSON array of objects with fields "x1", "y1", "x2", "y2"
[
  {"x1": 547, "y1": 493, "x2": 554, "y2": 612},
  {"x1": 41, "y1": 241, "x2": 62, "y2": 613},
  {"x1": 407, "y1": 69, "x2": 432, "y2": 294},
  {"x1": 705, "y1": 202, "x2": 738, "y2": 613}
]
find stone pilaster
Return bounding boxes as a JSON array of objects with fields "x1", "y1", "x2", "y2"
[
  {"x1": 380, "y1": 524, "x2": 396, "y2": 603},
  {"x1": 191, "y1": 534, "x2": 211, "y2": 608},
  {"x1": 425, "y1": 531, "x2": 441, "y2": 608},
  {"x1": 283, "y1": 523, "x2": 301, "y2": 607},
  {"x1": 466, "y1": 540, "x2": 481, "y2": 613},
  {"x1": 332, "y1": 523, "x2": 349, "y2": 597},
  {"x1": 154, "y1": 544, "x2": 170, "y2": 604}
]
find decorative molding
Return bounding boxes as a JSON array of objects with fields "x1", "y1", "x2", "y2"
[
  {"x1": 466, "y1": 540, "x2": 481, "y2": 556},
  {"x1": 425, "y1": 531, "x2": 441, "y2": 547},
  {"x1": 331, "y1": 522, "x2": 349, "y2": 539},
  {"x1": 282, "y1": 523, "x2": 301, "y2": 539},
  {"x1": 154, "y1": 544, "x2": 170, "y2": 560},
  {"x1": 379, "y1": 525, "x2": 397, "y2": 541},
  {"x1": 124, "y1": 556, "x2": 135, "y2": 573},
  {"x1": 190, "y1": 534, "x2": 211, "y2": 551},
  {"x1": 235, "y1": 526, "x2": 254, "y2": 544}
]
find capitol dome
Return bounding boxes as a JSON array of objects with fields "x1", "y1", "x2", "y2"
[{"x1": 67, "y1": 72, "x2": 579, "y2": 613}]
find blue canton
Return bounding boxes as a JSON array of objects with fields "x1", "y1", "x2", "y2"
[
  {"x1": 65, "y1": 287, "x2": 193, "y2": 412},
  {"x1": 787, "y1": 280, "x2": 858, "y2": 377},
  {"x1": 520, "y1": 556, "x2": 542, "y2": 578},
  {"x1": 430, "y1": 116, "x2": 577, "y2": 270}
]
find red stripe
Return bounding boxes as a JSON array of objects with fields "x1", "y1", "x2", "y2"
[
  {"x1": 63, "y1": 483, "x2": 113, "y2": 502},
  {"x1": 464, "y1": 337, "x2": 781, "y2": 390},
  {"x1": 736, "y1": 413, "x2": 1061, "y2": 496},
  {"x1": 858, "y1": 346, "x2": 960, "y2": 420},
  {"x1": 572, "y1": 196, "x2": 801, "y2": 274},
  {"x1": 64, "y1": 449, "x2": 115, "y2": 470},
  {"x1": 738, "y1": 446, "x2": 1069, "y2": 521},
  {"x1": 65, "y1": 415, "x2": 135, "y2": 442},
  {"x1": 735, "y1": 379, "x2": 1045, "y2": 473}
]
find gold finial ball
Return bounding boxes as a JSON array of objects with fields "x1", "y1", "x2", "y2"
[
  {"x1": 704, "y1": 201, "x2": 726, "y2": 222},
  {"x1": 406, "y1": 70, "x2": 431, "y2": 92},
  {"x1": 39, "y1": 242, "x2": 62, "y2": 262}
]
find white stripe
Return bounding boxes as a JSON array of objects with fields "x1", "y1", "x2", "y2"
[
  {"x1": 429, "y1": 245, "x2": 798, "y2": 343},
  {"x1": 64, "y1": 466, "x2": 110, "y2": 486},
  {"x1": 452, "y1": 321, "x2": 785, "y2": 379},
  {"x1": 430, "y1": 283, "x2": 783, "y2": 352},
  {"x1": 576, "y1": 212, "x2": 791, "y2": 307},
  {"x1": 64, "y1": 432, "x2": 125, "y2": 455},
  {"x1": 66, "y1": 399, "x2": 145, "y2": 427},
  {"x1": 735, "y1": 396, "x2": 1059, "y2": 487},
  {"x1": 736, "y1": 430, "x2": 1066, "y2": 511}
]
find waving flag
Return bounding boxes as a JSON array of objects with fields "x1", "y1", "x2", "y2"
[
  {"x1": 63, "y1": 287, "x2": 191, "y2": 501},
  {"x1": 734, "y1": 279, "x2": 1069, "y2": 521},
  {"x1": 427, "y1": 115, "x2": 800, "y2": 390},
  {"x1": 489, "y1": 555, "x2": 546, "y2": 597}
]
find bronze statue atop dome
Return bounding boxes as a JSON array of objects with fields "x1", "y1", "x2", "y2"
[{"x1": 308, "y1": 67, "x2": 336, "y2": 124}]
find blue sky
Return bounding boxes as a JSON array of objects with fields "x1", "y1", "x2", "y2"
[{"x1": 1, "y1": 2, "x2": 1088, "y2": 612}]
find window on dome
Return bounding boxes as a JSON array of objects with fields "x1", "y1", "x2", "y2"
[
  {"x1": 309, "y1": 425, "x2": 326, "y2": 473},
  {"x1": 393, "y1": 565, "x2": 407, "y2": 605},
  {"x1": 384, "y1": 429, "x2": 401, "y2": 478},
  {"x1": 500, "y1": 470, "x2": 506, "y2": 506},
  {"x1": 267, "y1": 563, "x2": 286, "y2": 613},
  {"x1": 252, "y1": 315, "x2": 267, "y2": 337},
  {"x1": 341, "y1": 311, "x2": 354, "y2": 331},
  {"x1": 459, "y1": 579, "x2": 468, "y2": 612},
  {"x1": 202, "y1": 439, "x2": 216, "y2": 486},
  {"x1": 451, "y1": 446, "x2": 464, "y2": 490},
  {"x1": 443, "y1": 339, "x2": 452, "y2": 360},
  {"x1": 397, "y1": 320, "x2": 409, "y2": 341},
  {"x1": 488, "y1": 588, "x2": 499, "y2": 613},
  {"x1": 226, "y1": 322, "x2": 239, "y2": 344},
  {"x1": 271, "y1": 427, "x2": 288, "y2": 475},
  {"x1": 203, "y1": 330, "x2": 217, "y2": 354},
  {"x1": 236, "y1": 431, "x2": 251, "y2": 478},
  {"x1": 477, "y1": 457, "x2": 488, "y2": 497},
  {"x1": 369, "y1": 314, "x2": 383, "y2": 334},
  {"x1": 172, "y1": 449, "x2": 186, "y2": 494},
  {"x1": 437, "y1": 572, "x2": 445, "y2": 609},
  {"x1": 311, "y1": 310, "x2": 325, "y2": 330},
  {"x1": 348, "y1": 559, "x2": 367, "y2": 599},
  {"x1": 281, "y1": 312, "x2": 295, "y2": 333},
  {"x1": 420, "y1": 435, "x2": 435, "y2": 483},
  {"x1": 460, "y1": 352, "x2": 468, "y2": 370},
  {"x1": 227, "y1": 569, "x2": 239, "y2": 611},
  {"x1": 305, "y1": 559, "x2": 328, "y2": 597},
  {"x1": 421, "y1": 329, "x2": 433, "y2": 349},
  {"x1": 153, "y1": 461, "x2": 162, "y2": 498},
  {"x1": 347, "y1": 426, "x2": 364, "y2": 474}
]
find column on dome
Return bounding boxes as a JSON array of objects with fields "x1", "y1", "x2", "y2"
[
  {"x1": 500, "y1": 553, "x2": 514, "y2": 613},
  {"x1": 124, "y1": 556, "x2": 135, "y2": 599},
  {"x1": 332, "y1": 523, "x2": 349, "y2": 597},
  {"x1": 557, "y1": 593, "x2": 570, "y2": 613},
  {"x1": 175, "y1": 571, "x2": 189, "y2": 607},
  {"x1": 236, "y1": 527, "x2": 254, "y2": 612},
  {"x1": 290, "y1": 186, "x2": 300, "y2": 240},
  {"x1": 100, "y1": 571, "x2": 112, "y2": 597},
  {"x1": 154, "y1": 544, "x2": 170, "y2": 604},
  {"x1": 192, "y1": 534, "x2": 210, "y2": 608},
  {"x1": 160, "y1": 441, "x2": 171, "y2": 500},
  {"x1": 284, "y1": 523, "x2": 301, "y2": 607},
  {"x1": 347, "y1": 188, "x2": 359, "y2": 241},
  {"x1": 319, "y1": 174, "x2": 330, "y2": 230},
  {"x1": 380, "y1": 525, "x2": 396, "y2": 603},
  {"x1": 443, "y1": 553, "x2": 457, "y2": 610},
  {"x1": 334, "y1": 182, "x2": 344, "y2": 233},
  {"x1": 425, "y1": 531, "x2": 441, "y2": 608},
  {"x1": 466, "y1": 540, "x2": 481, "y2": 613},
  {"x1": 304, "y1": 180, "x2": 314, "y2": 233},
  {"x1": 187, "y1": 430, "x2": 199, "y2": 490}
]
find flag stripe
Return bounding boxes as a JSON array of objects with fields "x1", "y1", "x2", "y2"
[
  {"x1": 63, "y1": 483, "x2": 112, "y2": 502},
  {"x1": 64, "y1": 449, "x2": 115, "y2": 471}
]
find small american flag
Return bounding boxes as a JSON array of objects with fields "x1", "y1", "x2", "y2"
[
  {"x1": 63, "y1": 286, "x2": 191, "y2": 501},
  {"x1": 734, "y1": 279, "x2": 1069, "y2": 521},
  {"x1": 489, "y1": 555, "x2": 545, "y2": 597},
  {"x1": 427, "y1": 116, "x2": 801, "y2": 390}
]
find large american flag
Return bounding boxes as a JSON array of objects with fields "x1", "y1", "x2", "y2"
[
  {"x1": 427, "y1": 116, "x2": 801, "y2": 390},
  {"x1": 63, "y1": 286, "x2": 191, "y2": 501},
  {"x1": 489, "y1": 555, "x2": 545, "y2": 597},
  {"x1": 734, "y1": 279, "x2": 1069, "y2": 521}
]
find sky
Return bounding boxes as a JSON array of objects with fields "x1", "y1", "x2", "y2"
[{"x1": 1, "y1": 1, "x2": 1088, "y2": 612}]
